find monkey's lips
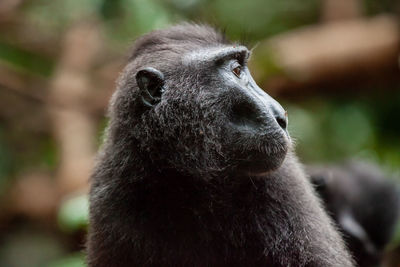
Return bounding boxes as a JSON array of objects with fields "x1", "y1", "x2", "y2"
[
  {"x1": 241, "y1": 149, "x2": 288, "y2": 174},
  {"x1": 234, "y1": 134, "x2": 290, "y2": 175},
  {"x1": 224, "y1": 115, "x2": 290, "y2": 174}
]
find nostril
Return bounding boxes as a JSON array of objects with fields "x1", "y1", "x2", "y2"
[
  {"x1": 275, "y1": 115, "x2": 287, "y2": 130},
  {"x1": 270, "y1": 100, "x2": 288, "y2": 131}
]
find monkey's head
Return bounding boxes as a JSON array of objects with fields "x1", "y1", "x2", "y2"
[{"x1": 109, "y1": 24, "x2": 290, "y2": 178}]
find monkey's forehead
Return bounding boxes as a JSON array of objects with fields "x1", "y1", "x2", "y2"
[{"x1": 182, "y1": 45, "x2": 250, "y2": 66}]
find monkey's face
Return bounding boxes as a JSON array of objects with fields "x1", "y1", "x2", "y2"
[
  {"x1": 119, "y1": 45, "x2": 290, "y2": 177},
  {"x1": 198, "y1": 46, "x2": 290, "y2": 175}
]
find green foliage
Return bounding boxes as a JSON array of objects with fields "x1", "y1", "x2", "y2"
[
  {"x1": 0, "y1": 42, "x2": 53, "y2": 76},
  {"x1": 101, "y1": 0, "x2": 173, "y2": 47},
  {"x1": 286, "y1": 94, "x2": 400, "y2": 171},
  {"x1": 4, "y1": 128, "x2": 58, "y2": 175},
  {"x1": 23, "y1": 0, "x2": 103, "y2": 32},
  {"x1": 0, "y1": 228, "x2": 66, "y2": 267},
  {"x1": 328, "y1": 104, "x2": 374, "y2": 155},
  {"x1": 249, "y1": 44, "x2": 285, "y2": 83},
  {"x1": 95, "y1": 117, "x2": 109, "y2": 148},
  {"x1": 39, "y1": 138, "x2": 59, "y2": 170},
  {"x1": 58, "y1": 195, "x2": 89, "y2": 233},
  {"x1": 0, "y1": 127, "x2": 13, "y2": 195},
  {"x1": 47, "y1": 253, "x2": 86, "y2": 267},
  {"x1": 364, "y1": 0, "x2": 397, "y2": 15},
  {"x1": 209, "y1": 0, "x2": 320, "y2": 41},
  {"x1": 100, "y1": 0, "x2": 124, "y2": 19}
]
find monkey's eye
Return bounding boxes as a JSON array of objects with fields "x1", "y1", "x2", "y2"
[{"x1": 232, "y1": 65, "x2": 242, "y2": 78}]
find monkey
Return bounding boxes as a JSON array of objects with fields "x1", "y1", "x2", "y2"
[
  {"x1": 308, "y1": 161, "x2": 400, "y2": 267},
  {"x1": 87, "y1": 23, "x2": 354, "y2": 266}
]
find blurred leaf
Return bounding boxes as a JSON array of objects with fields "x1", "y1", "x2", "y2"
[
  {"x1": 165, "y1": 0, "x2": 202, "y2": 11},
  {"x1": 285, "y1": 100, "x2": 385, "y2": 164},
  {"x1": 364, "y1": 0, "x2": 396, "y2": 15},
  {"x1": 100, "y1": 0, "x2": 124, "y2": 19},
  {"x1": 0, "y1": 227, "x2": 65, "y2": 267},
  {"x1": 96, "y1": 117, "x2": 109, "y2": 148},
  {"x1": 328, "y1": 105, "x2": 374, "y2": 154},
  {"x1": 128, "y1": 0, "x2": 170, "y2": 34},
  {"x1": 0, "y1": 42, "x2": 53, "y2": 76},
  {"x1": 209, "y1": 0, "x2": 320, "y2": 41},
  {"x1": 250, "y1": 45, "x2": 284, "y2": 80},
  {"x1": 47, "y1": 253, "x2": 86, "y2": 267},
  {"x1": 40, "y1": 138, "x2": 59, "y2": 170},
  {"x1": 58, "y1": 194, "x2": 89, "y2": 232},
  {"x1": 24, "y1": 0, "x2": 103, "y2": 33},
  {"x1": 0, "y1": 127, "x2": 14, "y2": 195},
  {"x1": 286, "y1": 104, "x2": 326, "y2": 161},
  {"x1": 103, "y1": 0, "x2": 172, "y2": 44}
]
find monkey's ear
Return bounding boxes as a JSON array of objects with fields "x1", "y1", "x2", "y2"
[{"x1": 136, "y1": 67, "x2": 165, "y2": 107}]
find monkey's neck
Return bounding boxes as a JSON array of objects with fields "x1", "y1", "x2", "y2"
[
  {"x1": 96, "y1": 151, "x2": 353, "y2": 266},
  {"x1": 123, "y1": 167, "x2": 296, "y2": 241},
  {"x1": 104, "y1": 142, "x2": 300, "y2": 236}
]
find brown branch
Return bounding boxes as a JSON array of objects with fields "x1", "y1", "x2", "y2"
[
  {"x1": 321, "y1": 0, "x2": 363, "y2": 22},
  {"x1": 49, "y1": 21, "x2": 103, "y2": 197},
  {"x1": 252, "y1": 15, "x2": 400, "y2": 95},
  {"x1": 0, "y1": 82, "x2": 45, "y2": 105}
]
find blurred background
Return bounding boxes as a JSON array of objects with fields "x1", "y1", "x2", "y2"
[{"x1": 0, "y1": 0, "x2": 399, "y2": 266}]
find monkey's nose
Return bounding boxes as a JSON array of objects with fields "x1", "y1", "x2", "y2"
[
  {"x1": 254, "y1": 85, "x2": 288, "y2": 131},
  {"x1": 276, "y1": 111, "x2": 288, "y2": 130},
  {"x1": 271, "y1": 105, "x2": 288, "y2": 131}
]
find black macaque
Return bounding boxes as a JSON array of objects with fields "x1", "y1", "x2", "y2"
[
  {"x1": 87, "y1": 23, "x2": 354, "y2": 267},
  {"x1": 308, "y1": 161, "x2": 400, "y2": 267}
]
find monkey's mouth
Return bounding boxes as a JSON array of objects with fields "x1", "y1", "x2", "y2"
[
  {"x1": 227, "y1": 130, "x2": 289, "y2": 175},
  {"x1": 241, "y1": 142, "x2": 288, "y2": 173},
  {"x1": 225, "y1": 97, "x2": 290, "y2": 174}
]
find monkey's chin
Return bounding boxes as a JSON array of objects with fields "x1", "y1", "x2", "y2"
[
  {"x1": 238, "y1": 145, "x2": 288, "y2": 176},
  {"x1": 227, "y1": 126, "x2": 291, "y2": 175}
]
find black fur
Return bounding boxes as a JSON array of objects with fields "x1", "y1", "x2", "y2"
[
  {"x1": 308, "y1": 161, "x2": 400, "y2": 267},
  {"x1": 87, "y1": 23, "x2": 354, "y2": 266}
]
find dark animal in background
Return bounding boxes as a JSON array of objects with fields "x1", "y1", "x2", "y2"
[
  {"x1": 87, "y1": 23, "x2": 354, "y2": 266},
  {"x1": 308, "y1": 161, "x2": 400, "y2": 267}
]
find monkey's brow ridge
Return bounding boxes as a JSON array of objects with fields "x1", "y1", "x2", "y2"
[{"x1": 182, "y1": 46, "x2": 249, "y2": 66}]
